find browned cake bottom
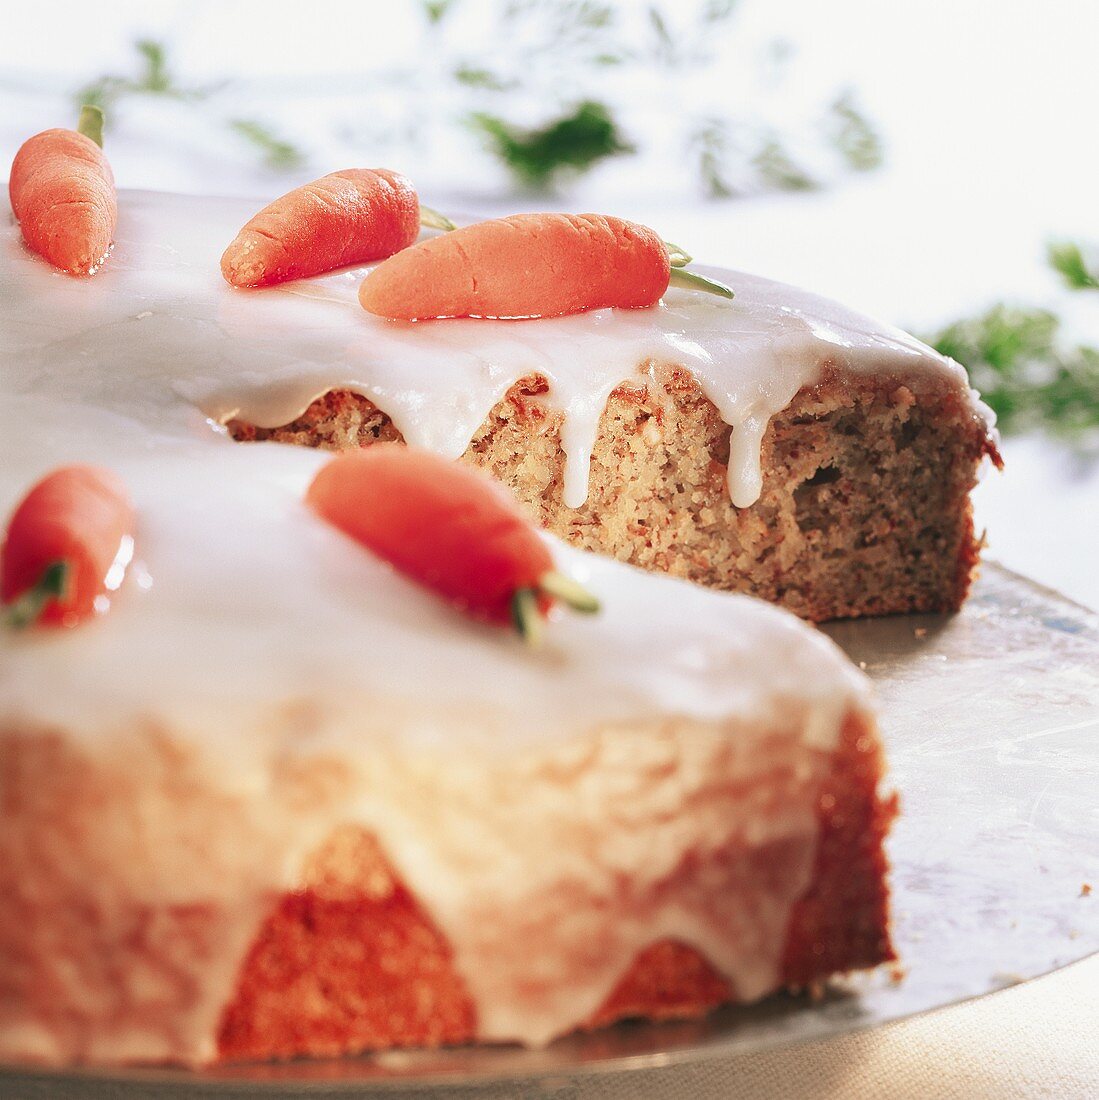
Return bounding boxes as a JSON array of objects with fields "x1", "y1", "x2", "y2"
[
  {"x1": 229, "y1": 365, "x2": 999, "y2": 622},
  {"x1": 216, "y1": 714, "x2": 896, "y2": 1063}
]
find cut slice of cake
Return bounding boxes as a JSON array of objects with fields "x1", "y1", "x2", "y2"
[
  {"x1": 223, "y1": 270, "x2": 999, "y2": 622},
  {"x1": 218, "y1": 207, "x2": 998, "y2": 623},
  {"x1": 231, "y1": 361, "x2": 997, "y2": 622}
]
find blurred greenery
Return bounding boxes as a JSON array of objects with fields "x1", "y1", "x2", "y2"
[
  {"x1": 227, "y1": 119, "x2": 306, "y2": 171},
  {"x1": 923, "y1": 245, "x2": 1099, "y2": 450},
  {"x1": 76, "y1": 6, "x2": 884, "y2": 193},
  {"x1": 751, "y1": 137, "x2": 817, "y2": 192},
  {"x1": 690, "y1": 119, "x2": 736, "y2": 198},
  {"x1": 829, "y1": 92, "x2": 883, "y2": 172},
  {"x1": 423, "y1": 0, "x2": 457, "y2": 24},
  {"x1": 76, "y1": 39, "x2": 214, "y2": 110},
  {"x1": 468, "y1": 101, "x2": 633, "y2": 188},
  {"x1": 436, "y1": 0, "x2": 882, "y2": 194},
  {"x1": 1048, "y1": 240, "x2": 1099, "y2": 292},
  {"x1": 74, "y1": 39, "x2": 304, "y2": 168}
]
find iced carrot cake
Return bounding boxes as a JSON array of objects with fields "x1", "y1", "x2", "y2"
[{"x1": 0, "y1": 182, "x2": 914, "y2": 1068}]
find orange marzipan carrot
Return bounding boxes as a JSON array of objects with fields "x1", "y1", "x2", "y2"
[
  {"x1": 358, "y1": 211, "x2": 675, "y2": 321},
  {"x1": 221, "y1": 168, "x2": 429, "y2": 288},
  {"x1": 306, "y1": 447, "x2": 598, "y2": 642},
  {"x1": 8, "y1": 109, "x2": 116, "y2": 276},
  {"x1": 1, "y1": 465, "x2": 134, "y2": 629}
]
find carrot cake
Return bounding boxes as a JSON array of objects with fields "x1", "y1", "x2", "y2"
[{"x1": 0, "y1": 189, "x2": 900, "y2": 1067}]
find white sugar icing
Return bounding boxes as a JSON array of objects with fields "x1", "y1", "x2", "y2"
[
  {"x1": 2, "y1": 191, "x2": 991, "y2": 513},
  {"x1": 0, "y1": 189, "x2": 942, "y2": 1065}
]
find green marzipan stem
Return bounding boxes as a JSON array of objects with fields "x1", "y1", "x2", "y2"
[
  {"x1": 663, "y1": 240, "x2": 694, "y2": 267},
  {"x1": 420, "y1": 205, "x2": 457, "y2": 232},
  {"x1": 668, "y1": 266, "x2": 735, "y2": 299},
  {"x1": 2, "y1": 560, "x2": 70, "y2": 629},
  {"x1": 77, "y1": 105, "x2": 105, "y2": 148},
  {"x1": 538, "y1": 570, "x2": 600, "y2": 614},
  {"x1": 663, "y1": 239, "x2": 735, "y2": 298},
  {"x1": 509, "y1": 571, "x2": 601, "y2": 645},
  {"x1": 510, "y1": 587, "x2": 544, "y2": 647}
]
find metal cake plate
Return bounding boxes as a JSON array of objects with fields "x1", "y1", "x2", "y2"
[{"x1": 4, "y1": 562, "x2": 1097, "y2": 1097}]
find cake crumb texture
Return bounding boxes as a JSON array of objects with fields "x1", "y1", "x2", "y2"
[{"x1": 229, "y1": 365, "x2": 997, "y2": 621}]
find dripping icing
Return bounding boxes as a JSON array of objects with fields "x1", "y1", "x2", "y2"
[{"x1": 3, "y1": 191, "x2": 989, "y2": 514}]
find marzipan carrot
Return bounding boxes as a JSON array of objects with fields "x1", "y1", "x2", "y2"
[
  {"x1": 220, "y1": 169, "x2": 455, "y2": 288},
  {"x1": 1, "y1": 466, "x2": 135, "y2": 629},
  {"x1": 306, "y1": 447, "x2": 598, "y2": 643},
  {"x1": 358, "y1": 212, "x2": 733, "y2": 321},
  {"x1": 8, "y1": 106, "x2": 117, "y2": 276}
]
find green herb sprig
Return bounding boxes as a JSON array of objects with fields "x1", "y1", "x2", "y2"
[
  {"x1": 468, "y1": 101, "x2": 633, "y2": 189},
  {"x1": 922, "y1": 241, "x2": 1099, "y2": 451},
  {"x1": 76, "y1": 39, "x2": 305, "y2": 172},
  {"x1": 74, "y1": 9, "x2": 886, "y2": 195},
  {"x1": 829, "y1": 92, "x2": 883, "y2": 172},
  {"x1": 441, "y1": 2, "x2": 883, "y2": 196},
  {"x1": 227, "y1": 119, "x2": 306, "y2": 171},
  {"x1": 1048, "y1": 240, "x2": 1099, "y2": 291},
  {"x1": 928, "y1": 306, "x2": 1099, "y2": 443},
  {"x1": 76, "y1": 39, "x2": 216, "y2": 111}
]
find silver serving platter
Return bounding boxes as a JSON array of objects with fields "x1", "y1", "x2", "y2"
[{"x1": 4, "y1": 563, "x2": 1097, "y2": 1097}]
